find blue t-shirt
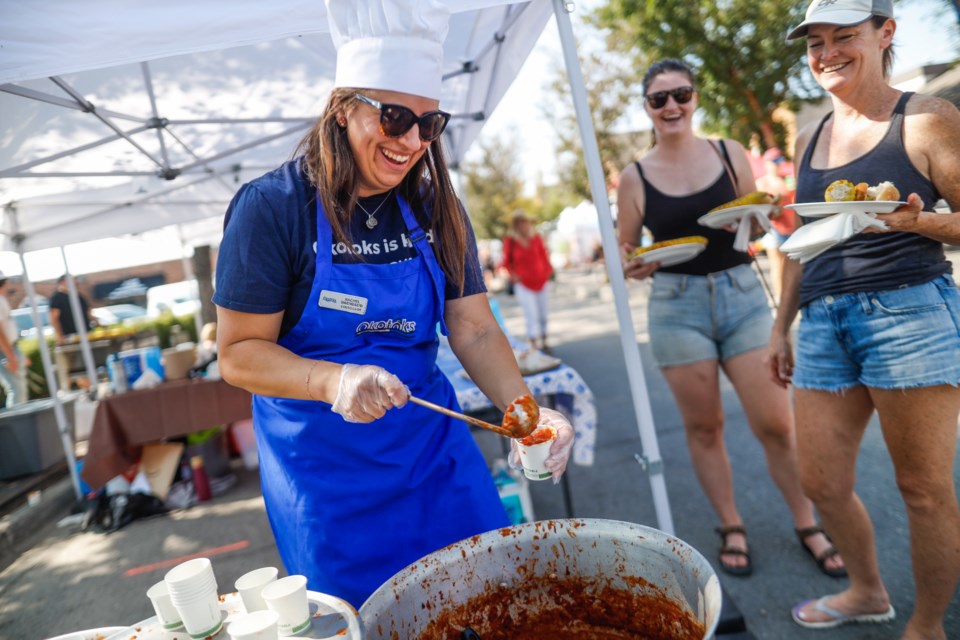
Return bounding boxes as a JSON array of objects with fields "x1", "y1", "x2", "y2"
[{"x1": 214, "y1": 159, "x2": 486, "y2": 338}]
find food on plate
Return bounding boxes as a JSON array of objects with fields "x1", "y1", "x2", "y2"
[
  {"x1": 825, "y1": 179, "x2": 900, "y2": 202},
  {"x1": 519, "y1": 424, "x2": 557, "y2": 446},
  {"x1": 708, "y1": 190, "x2": 776, "y2": 212},
  {"x1": 867, "y1": 181, "x2": 900, "y2": 201},
  {"x1": 628, "y1": 235, "x2": 708, "y2": 259},
  {"x1": 824, "y1": 179, "x2": 857, "y2": 202}
]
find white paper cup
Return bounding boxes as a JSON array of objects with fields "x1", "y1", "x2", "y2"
[
  {"x1": 516, "y1": 427, "x2": 557, "y2": 481},
  {"x1": 261, "y1": 575, "x2": 310, "y2": 637},
  {"x1": 165, "y1": 558, "x2": 223, "y2": 639},
  {"x1": 235, "y1": 566, "x2": 279, "y2": 613},
  {"x1": 146, "y1": 581, "x2": 182, "y2": 630},
  {"x1": 227, "y1": 609, "x2": 280, "y2": 640},
  {"x1": 170, "y1": 587, "x2": 223, "y2": 639},
  {"x1": 164, "y1": 558, "x2": 218, "y2": 596}
]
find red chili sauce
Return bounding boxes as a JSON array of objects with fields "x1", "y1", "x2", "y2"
[{"x1": 415, "y1": 575, "x2": 705, "y2": 640}]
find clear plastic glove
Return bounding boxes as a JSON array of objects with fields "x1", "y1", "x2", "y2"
[
  {"x1": 509, "y1": 406, "x2": 575, "y2": 484},
  {"x1": 331, "y1": 363, "x2": 410, "y2": 423}
]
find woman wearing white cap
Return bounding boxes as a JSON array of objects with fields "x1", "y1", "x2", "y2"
[
  {"x1": 770, "y1": 0, "x2": 960, "y2": 634},
  {"x1": 213, "y1": 0, "x2": 574, "y2": 607}
]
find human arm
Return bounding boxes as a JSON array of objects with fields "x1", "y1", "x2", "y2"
[
  {"x1": 767, "y1": 256, "x2": 802, "y2": 388},
  {"x1": 446, "y1": 293, "x2": 574, "y2": 478},
  {"x1": 446, "y1": 293, "x2": 531, "y2": 411},
  {"x1": 0, "y1": 329, "x2": 17, "y2": 372},
  {"x1": 216, "y1": 306, "x2": 408, "y2": 422},
  {"x1": 48, "y1": 305, "x2": 66, "y2": 344},
  {"x1": 616, "y1": 162, "x2": 660, "y2": 280},
  {"x1": 871, "y1": 95, "x2": 960, "y2": 244}
]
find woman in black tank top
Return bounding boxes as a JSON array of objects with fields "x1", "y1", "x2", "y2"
[
  {"x1": 778, "y1": 3, "x2": 960, "y2": 633},
  {"x1": 617, "y1": 59, "x2": 844, "y2": 581}
]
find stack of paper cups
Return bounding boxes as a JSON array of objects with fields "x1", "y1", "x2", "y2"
[{"x1": 164, "y1": 558, "x2": 223, "y2": 639}]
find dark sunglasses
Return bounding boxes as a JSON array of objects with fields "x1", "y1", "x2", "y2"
[
  {"x1": 354, "y1": 93, "x2": 450, "y2": 142},
  {"x1": 645, "y1": 86, "x2": 695, "y2": 109}
]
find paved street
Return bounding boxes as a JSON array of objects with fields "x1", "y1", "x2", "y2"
[{"x1": 1, "y1": 255, "x2": 959, "y2": 640}]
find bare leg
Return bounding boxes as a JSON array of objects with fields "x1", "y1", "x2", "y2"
[
  {"x1": 792, "y1": 386, "x2": 892, "y2": 622},
  {"x1": 870, "y1": 385, "x2": 960, "y2": 640},
  {"x1": 722, "y1": 349, "x2": 842, "y2": 572},
  {"x1": 661, "y1": 360, "x2": 747, "y2": 569}
]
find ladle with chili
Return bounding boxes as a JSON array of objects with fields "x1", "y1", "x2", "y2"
[{"x1": 408, "y1": 393, "x2": 539, "y2": 439}]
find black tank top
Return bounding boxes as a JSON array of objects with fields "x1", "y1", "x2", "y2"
[
  {"x1": 796, "y1": 92, "x2": 948, "y2": 307},
  {"x1": 637, "y1": 140, "x2": 751, "y2": 275}
]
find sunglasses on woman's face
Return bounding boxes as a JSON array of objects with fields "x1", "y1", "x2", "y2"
[
  {"x1": 354, "y1": 94, "x2": 451, "y2": 142},
  {"x1": 645, "y1": 86, "x2": 695, "y2": 109}
]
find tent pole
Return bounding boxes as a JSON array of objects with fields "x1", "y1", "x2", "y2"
[
  {"x1": 551, "y1": 0, "x2": 674, "y2": 534},
  {"x1": 9, "y1": 211, "x2": 83, "y2": 502},
  {"x1": 177, "y1": 226, "x2": 204, "y2": 342},
  {"x1": 59, "y1": 249, "x2": 99, "y2": 397}
]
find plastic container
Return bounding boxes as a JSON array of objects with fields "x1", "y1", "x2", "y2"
[
  {"x1": 190, "y1": 456, "x2": 212, "y2": 502},
  {"x1": 0, "y1": 398, "x2": 74, "y2": 480},
  {"x1": 116, "y1": 346, "x2": 165, "y2": 387},
  {"x1": 230, "y1": 419, "x2": 259, "y2": 470}
]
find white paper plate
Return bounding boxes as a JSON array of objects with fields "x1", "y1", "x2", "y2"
[
  {"x1": 630, "y1": 242, "x2": 707, "y2": 267},
  {"x1": 787, "y1": 200, "x2": 907, "y2": 218},
  {"x1": 697, "y1": 203, "x2": 775, "y2": 229},
  {"x1": 101, "y1": 590, "x2": 361, "y2": 640}
]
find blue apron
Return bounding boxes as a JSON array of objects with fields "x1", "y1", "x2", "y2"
[{"x1": 252, "y1": 193, "x2": 509, "y2": 607}]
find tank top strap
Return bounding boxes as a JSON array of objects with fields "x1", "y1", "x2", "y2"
[
  {"x1": 799, "y1": 112, "x2": 831, "y2": 175},
  {"x1": 883, "y1": 91, "x2": 913, "y2": 146}
]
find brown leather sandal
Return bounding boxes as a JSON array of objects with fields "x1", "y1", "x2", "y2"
[
  {"x1": 796, "y1": 525, "x2": 847, "y2": 578},
  {"x1": 715, "y1": 524, "x2": 753, "y2": 577}
]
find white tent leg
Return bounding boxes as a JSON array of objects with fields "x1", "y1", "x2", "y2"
[
  {"x1": 59, "y1": 249, "x2": 99, "y2": 396},
  {"x1": 178, "y1": 226, "x2": 204, "y2": 342},
  {"x1": 10, "y1": 239, "x2": 83, "y2": 501},
  {"x1": 551, "y1": 0, "x2": 674, "y2": 534}
]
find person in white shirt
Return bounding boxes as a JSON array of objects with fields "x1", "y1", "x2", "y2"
[{"x1": 0, "y1": 272, "x2": 27, "y2": 406}]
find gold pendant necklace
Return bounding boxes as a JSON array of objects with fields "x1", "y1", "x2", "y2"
[{"x1": 357, "y1": 190, "x2": 394, "y2": 230}]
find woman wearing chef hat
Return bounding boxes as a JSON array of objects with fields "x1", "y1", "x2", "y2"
[{"x1": 213, "y1": 0, "x2": 574, "y2": 607}]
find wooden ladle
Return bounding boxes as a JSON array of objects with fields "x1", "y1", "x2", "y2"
[{"x1": 409, "y1": 393, "x2": 539, "y2": 439}]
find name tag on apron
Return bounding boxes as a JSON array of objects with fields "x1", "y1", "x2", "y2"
[{"x1": 318, "y1": 290, "x2": 368, "y2": 315}]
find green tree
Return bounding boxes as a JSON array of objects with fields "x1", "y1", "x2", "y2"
[
  {"x1": 461, "y1": 130, "x2": 529, "y2": 239},
  {"x1": 545, "y1": 47, "x2": 648, "y2": 201},
  {"x1": 591, "y1": 0, "x2": 821, "y2": 151}
]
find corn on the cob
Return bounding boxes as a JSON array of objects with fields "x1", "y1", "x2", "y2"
[
  {"x1": 824, "y1": 179, "x2": 856, "y2": 202},
  {"x1": 630, "y1": 236, "x2": 708, "y2": 258},
  {"x1": 708, "y1": 191, "x2": 775, "y2": 212}
]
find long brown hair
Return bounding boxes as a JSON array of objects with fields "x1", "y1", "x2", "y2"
[{"x1": 295, "y1": 89, "x2": 468, "y2": 293}]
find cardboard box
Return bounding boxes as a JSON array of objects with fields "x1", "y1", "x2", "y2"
[{"x1": 139, "y1": 442, "x2": 184, "y2": 500}]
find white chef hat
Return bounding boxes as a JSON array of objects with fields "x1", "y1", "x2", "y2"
[{"x1": 326, "y1": 0, "x2": 450, "y2": 101}]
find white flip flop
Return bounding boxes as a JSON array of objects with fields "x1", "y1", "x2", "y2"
[{"x1": 792, "y1": 596, "x2": 896, "y2": 629}]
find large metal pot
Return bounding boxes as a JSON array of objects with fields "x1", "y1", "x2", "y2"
[{"x1": 361, "y1": 518, "x2": 721, "y2": 639}]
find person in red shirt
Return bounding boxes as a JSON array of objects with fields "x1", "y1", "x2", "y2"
[{"x1": 502, "y1": 211, "x2": 553, "y2": 352}]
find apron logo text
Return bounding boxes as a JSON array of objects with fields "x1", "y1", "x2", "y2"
[
  {"x1": 331, "y1": 229, "x2": 434, "y2": 257},
  {"x1": 356, "y1": 319, "x2": 417, "y2": 337}
]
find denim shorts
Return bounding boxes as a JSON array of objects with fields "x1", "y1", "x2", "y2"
[
  {"x1": 647, "y1": 263, "x2": 773, "y2": 367},
  {"x1": 793, "y1": 275, "x2": 960, "y2": 391}
]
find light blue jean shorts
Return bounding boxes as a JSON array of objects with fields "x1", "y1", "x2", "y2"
[
  {"x1": 647, "y1": 263, "x2": 773, "y2": 367},
  {"x1": 793, "y1": 274, "x2": 960, "y2": 392}
]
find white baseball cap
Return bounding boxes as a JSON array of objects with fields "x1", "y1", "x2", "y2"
[
  {"x1": 787, "y1": 0, "x2": 894, "y2": 40},
  {"x1": 327, "y1": 0, "x2": 450, "y2": 101}
]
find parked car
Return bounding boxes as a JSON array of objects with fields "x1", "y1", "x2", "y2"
[
  {"x1": 12, "y1": 306, "x2": 53, "y2": 339},
  {"x1": 91, "y1": 304, "x2": 149, "y2": 327},
  {"x1": 146, "y1": 280, "x2": 199, "y2": 318}
]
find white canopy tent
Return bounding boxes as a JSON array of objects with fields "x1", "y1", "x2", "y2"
[{"x1": 0, "y1": 0, "x2": 673, "y2": 535}]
